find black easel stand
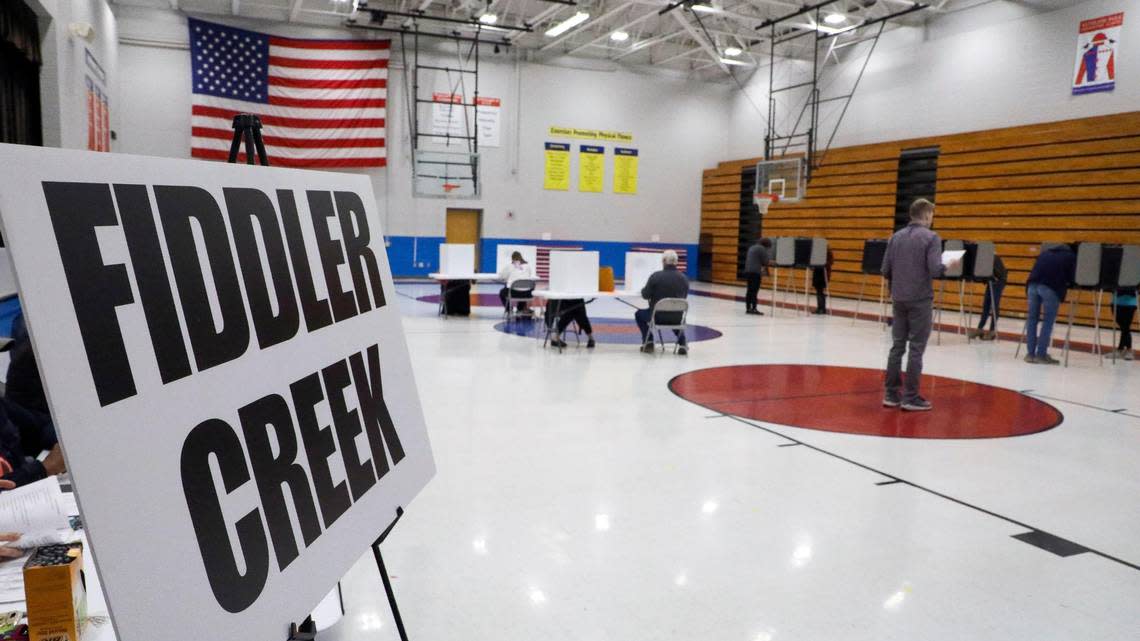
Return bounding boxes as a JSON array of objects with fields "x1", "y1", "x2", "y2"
[
  {"x1": 373, "y1": 507, "x2": 410, "y2": 641},
  {"x1": 228, "y1": 114, "x2": 270, "y2": 166}
]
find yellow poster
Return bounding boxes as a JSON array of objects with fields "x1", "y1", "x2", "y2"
[
  {"x1": 544, "y1": 142, "x2": 570, "y2": 191},
  {"x1": 613, "y1": 147, "x2": 638, "y2": 195},
  {"x1": 579, "y1": 145, "x2": 605, "y2": 193}
]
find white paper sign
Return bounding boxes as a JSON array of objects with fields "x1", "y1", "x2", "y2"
[
  {"x1": 0, "y1": 145, "x2": 435, "y2": 641},
  {"x1": 476, "y1": 96, "x2": 501, "y2": 148},
  {"x1": 430, "y1": 92, "x2": 468, "y2": 145},
  {"x1": 549, "y1": 251, "x2": 599, "y2": 293},
  {"x1": 941, "y1": 249, "x2": 966, "y2": 267}
]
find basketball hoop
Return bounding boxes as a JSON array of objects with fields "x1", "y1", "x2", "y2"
[{"x1": 754, "y1": 192, "x2": 779, "y2": 215}]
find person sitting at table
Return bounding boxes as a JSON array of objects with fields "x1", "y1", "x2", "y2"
[
  {"x1": 497, "y1": 251, "x2": 537, "y2": 313},
  {"x1": 636, "y1": 250, "x2": 691, "y2": 355},
  {"x1": 1, "y1": 397, "x2": 64, "y2": 489},
  {"x1": 548, "y1": 299, "x2": 595, "y2": 349}
]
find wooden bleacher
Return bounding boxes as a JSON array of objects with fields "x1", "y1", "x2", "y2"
[{"x1": 700, "y1": 111, "x2": 1140, "y2": 326}]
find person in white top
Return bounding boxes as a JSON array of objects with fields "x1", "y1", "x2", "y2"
[{"x1": 498, "y1": 251, "x2": 536, "y2": 312}]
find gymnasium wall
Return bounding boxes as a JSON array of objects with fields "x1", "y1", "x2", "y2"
[
  {"x1": 112, "y1": 5, "x2": 729, "y2": 277},
  {"x1": 701, "y1": 111, "x2": 1140, "y2": 327},
  {"x1": 728, "y1": 0, "x2": 1140, "y2": 159}
]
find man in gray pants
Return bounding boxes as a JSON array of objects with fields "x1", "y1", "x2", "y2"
[{"x1": 881, "y1": 199, "x2": 958, "y2": 411}]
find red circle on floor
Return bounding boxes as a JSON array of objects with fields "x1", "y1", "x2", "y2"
[{"x1": 669, "y1": 365, "x2": 1062, "y2": 439}]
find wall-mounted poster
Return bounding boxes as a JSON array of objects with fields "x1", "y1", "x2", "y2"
[
  {"x1": 476, "y1": 96, "x2": 501, "y2": 148},
  {"x1": 430, "y1": 92, "x2": 468, "y2": 144},
  {"x1": 85, "y1": 49, "x2": 110, "y2": 152},
  {"x1": 544, "y1": 142, "x2": 570, "y2": 190},
  {"x1": 579, "y1": 145, "x2": 604, "y2": 193},
  {"x1": 1073, "y1": 12, "x2": 1123, "y2": 95},
  {"x1": 613, "y1": 147, "x2": 638, "y2": 195}
]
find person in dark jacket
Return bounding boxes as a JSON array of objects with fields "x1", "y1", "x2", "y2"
[
  {"x1": 636, "y1": 251, "x2": 690, "y2": 354},
  {"x1": 0, "y1": 397, "x2": 63, "y2": 489},
  {"x1": 968, "y1": 255, "x2": 1008, "y2": 340},
  {"x1": 811, "y1": 248, "x2": 835, "y2": 314},
  {"x1": 1024, "y1": 244, "x2": 1077, "y2": 365},
  {"x1": 742, "y1": 238, "x2": 771, "y2": 315},
  {"x1": 5, "y1": 314, "x2": 48, "y2": 418}
]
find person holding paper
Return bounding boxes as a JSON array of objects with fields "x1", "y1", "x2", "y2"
[
  {"x1": 497, "y1": 252, "x2": 537, "y2": 313},
  {"x1": 880, "y1": 199, "x2": 959, "y2": 411},
  {"x1": 636, "y1": 250, "x2": 691, "y2": 355},
  {"x1": 0, "y1": 531, "x2": 21, "y2": 558},
  {"x1": 1024, "y1": 244, "x2": 1077, "y2": 365},
  {"x1": 0, "y1": 399, "x2": 64, "y2": 489}
]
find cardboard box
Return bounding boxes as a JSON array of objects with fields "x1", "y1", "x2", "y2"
[{"x1": 23, "y1": 543, "x2": 86, "y2": 641}]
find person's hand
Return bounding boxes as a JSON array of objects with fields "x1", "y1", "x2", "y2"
[
  {"x1": 42, "y1": 445, "x2": 66, "y2": 476},
  {"x1": 0, "y1": 533, "x2": 21, "y2": 559},
  {"x1": 0, "y1": 480, "x2": 13, "y2": 490},
  {"x1": 949, "y1": 257, "x2": 963, "y2": 270}
]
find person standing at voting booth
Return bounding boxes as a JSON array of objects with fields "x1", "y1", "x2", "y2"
[
  {"x1": 812, "y1": 248, "x2": 834, "y2": 315},
  {"x1": 1113, "y1": 288, "x2": 1136, "y2": 360},
  {"x1": 881, "y1": 199, "x2": 958, "y2": 412},
  {"x1": 969, "y1": 255, "x2": 1008, "y2": 341},
  {"x1": 1024, "y1": 244, "x2": 1077, "y2": 365},
  {"x1": 497, "y1": 251, "x2": 536, "y2": 312},
  {"x1": 636, "y1": 250, "x2": 691, "y2": 354},
  {"x1": 743, "y1": 238, "x2": 771, "y2": 315}
]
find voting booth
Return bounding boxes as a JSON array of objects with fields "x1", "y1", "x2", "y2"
[
  {"x1": 0, "y1": 144, "x2": 436, "y2": 641},
  {"x1": 854, "y1": 239, "x2": 891, "y2": 325},
  {"x1": 495, "y1": 244, "x2": 538, "y2": 273},
  {"x1": 439, "y1": 243, "x2": 477, "y2": 274},
  {"x1": 624, "y1": 252, "x2": 663, "y2": 293},
  {"x1": 549, "y1": 250, "x2": 600, "y2": 293}
]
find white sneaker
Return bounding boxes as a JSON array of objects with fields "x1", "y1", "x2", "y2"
[{"x1": 1124, "y1": 350, "x2": 1135, "y2": 361}]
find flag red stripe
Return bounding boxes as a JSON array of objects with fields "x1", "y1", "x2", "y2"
[
  {"x1": 193, "y1": 126, "x2": 386, "y2": 149},
  {"x1": 268, "y1": 37, "x2": 391, "y2": 50},
  {"x1": 268, "y1": 76, "x2": 387, "y2": 89},
  {"x1": 192, "y1": 148, "x2": 387, "y2": 168},
  {"x1": 192, "y1": 105, "x2": 384, "y2": 129},
  {"x1": 268, "y1": 56, "x2": 389, "y2": 69},
  {"x1": 267, "y1": 96, "x2": 386, "y2": 109}
]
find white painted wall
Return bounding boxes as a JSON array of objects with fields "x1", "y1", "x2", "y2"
[
  {"x1": 28, "y1": 0, "x2": 119, "y2": 150},
  {"x1": 728, "y1": 0, "x2": 1140, "y2": 158},
  {"x1": 113, "y1": 5, "x2": 731, "y2": 248}
]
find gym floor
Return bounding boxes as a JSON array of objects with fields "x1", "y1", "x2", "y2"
[{"x1": 324, "y1": 282, "x2": 1139, "y2": 641}]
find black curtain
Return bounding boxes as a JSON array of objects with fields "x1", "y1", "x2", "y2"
[{"x1": 0, "y1": 0, "x2": 42, "y2": 146}]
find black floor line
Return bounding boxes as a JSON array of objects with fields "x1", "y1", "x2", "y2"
[
  {"x1": 777, "y1": 442, "x2": 802, "y2": 447},
  {"x1": 1012, "y1": 530, "x2": 1091, "y2": 558},
  {"x1": 704, "y1": 414, "x2": 727, "y2": 419},
  {"x1": 875, "y1": 479, "x2": 904, "y2": 486},
  {"x1": 721, "y1": 414, "x2": 1139, "y2": 572},
  {"x1": 1024, "y1": 392, "x2": 1140, "y2": 419}
]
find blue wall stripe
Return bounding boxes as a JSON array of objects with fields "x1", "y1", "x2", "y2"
[{"x1": 384, "y1": 235, "x2": 698, "y2": 279}]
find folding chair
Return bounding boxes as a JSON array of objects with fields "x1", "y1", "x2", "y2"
[
  {"x1": 644, "y1": 298, "x2": 689, "y2": 354},
  {"x1": 505, "y1": 279, "x2": 536, "y2": 321}
]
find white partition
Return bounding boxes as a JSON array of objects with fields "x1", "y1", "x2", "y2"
[
  {"x1": 549, "y1": 251, "x2": 599, "y2": 293},
  {"x1": 624, "y1": 252, "x2": 662, "y2": 293},
  {"x1": 439, "y1": 243, "x2": 476, "y2": 273},
  {"x1": 495, "y1": 244, "x2": 538, "y2": 273},
  {"x1": 0, "y1": 249, "x2": 16, "y2": 299}
]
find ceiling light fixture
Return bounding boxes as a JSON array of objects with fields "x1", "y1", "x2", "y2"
[
  {"x1": 719, "y1": 57, "x2": 753, "y2": 66},
  {"x1": 824, "y1": 12, "x2": 846, "y2": 25},
  {"x1": 723, "y1": 46, "x2": 742, "y2": 57},
  {"x1": 545, "y1": 11, "x2": 590, "y2": 37},
  {"x1": 610, "y1": 30, "x2": 630, "y2": 42},
  {"x1": 478, "y1": 13, "x2": 498, "y2": 25},
  {"x1": 691, "y1": 4, "x2": 718, "y2": 12}
]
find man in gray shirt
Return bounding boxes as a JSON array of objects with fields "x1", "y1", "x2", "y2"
[
  {"x1": 637, "y1": 250, "x2": 690, "y2": 354},
  {"x1": 743, "y1": 238, "x2": 771, "y2": 315},
  {"x1": 881, "y1": 199, "x2": 958, "y2": 411}
]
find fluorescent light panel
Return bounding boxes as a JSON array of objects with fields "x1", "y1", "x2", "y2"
[
  {"x1": 824, "y1": 12, "x2": 846, "y2": 25},
  {"x1": 545, "y1": 11, "x2": 590, "y2": 37},
  {"x1": 610, "y1": 30, "x2": 629, "y2": 42},
  {"x1": 479, "y1": 13, "x2": 498, "y2": 25},
  {"x1": 719, "y1": 57, "x2": 752, "y2": 66},
  {"x1": 723, "y1": 46, "x2": 742, "y2": 57}
]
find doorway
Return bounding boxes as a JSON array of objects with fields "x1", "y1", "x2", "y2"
[{"x1": 446, "y1": 208, "x2": 482, "y2": 270}]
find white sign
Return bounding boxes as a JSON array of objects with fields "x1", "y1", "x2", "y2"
[
  {"x1": 548, "y1": 251, "x2": 599, "y2": 293},
  {"x1": 0, "y1": 145, "x2": 435, "y2": 641},
  {"x1": 439, "y1": 243, "x2": 476, "y2": 273},
  {"x1": 1072, "y1": 12, "x2": 1123, "y2": 95},
  {"x1": 430, "y1": 92, "x2": 468, "y2": 144},
  {"x1": 475, "y1": 96, "x2": 501, "y2": 148}
]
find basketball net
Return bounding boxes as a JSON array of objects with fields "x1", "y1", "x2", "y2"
[{"x1": 754, "y1": 193, "x2": 779, "y2": 215}]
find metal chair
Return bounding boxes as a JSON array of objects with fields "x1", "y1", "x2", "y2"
[
  {"x1": 505, "y1": 279, "x2": 536, "y2": 321},
  {"x1": 645, "y1": 298, "x2": 689, "y2": 354}
]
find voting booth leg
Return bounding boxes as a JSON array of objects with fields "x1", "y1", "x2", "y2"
[
  {"x1": 878, "y1": 279, "x2": 887, "y2": 331},
  {"x1": 1111, "y1": 299, "x2": 1118, "y2": 363},
  {"x1": 770, "y1": 268, "x2": 779, "y2": 317},
  {"x1": 1093, "y1": 290, "x2": 1104, "y2": 366},
  {"x1": 852, "y1": 277, "x2": 866, "y2": 326},
  {"x1": 958, "y1": 281, "x2": 968, "y2": 338},
  {"x1": 935, "y1": 281, "x2": 944, "y2": 346},
  {"x1": 372, "y1": 508, "x2": 411, "y2": 641},
  {"x1": 1063, "y1": 294, "x2": 1078, "y2": 368}
]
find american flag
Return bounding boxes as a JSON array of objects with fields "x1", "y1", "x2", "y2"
[{"x1": 189, "y1": 18, "x2": 388, "y2": 168}]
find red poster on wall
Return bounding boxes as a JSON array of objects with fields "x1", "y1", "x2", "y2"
[{"x1": 1073, "y1": 12, "x2": 1123, "y2": 95}]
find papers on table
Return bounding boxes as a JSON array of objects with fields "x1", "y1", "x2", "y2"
[
  {"x1": 0, "y1": 476, "x2": 69, "y2": 534},
  {"x1": 0, "y1": 554, "x2": 26, "y2": 604},
  {"x1": 941, "y1": 249, "x2": 966, "y2": 267}
]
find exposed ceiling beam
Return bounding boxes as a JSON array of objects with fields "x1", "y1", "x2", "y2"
[
  {"x1": 672, "y1": 11, "x2": 730, "y2": 74},
  {"x1": 611, "y1": 29, "x2": 685, "y2": 60},
  {"x1": 540, "y1": 2, "x2": 633, "y2": 51},
  {"x1": 289, "y1": 0, "x2": 305, "y2": 22},
  {"x1": 564, "y1": 8, "x2": 661, "y2": 55},
  {"x1": 654, "y1": 43, "x2": 706, "y2": 65}
]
